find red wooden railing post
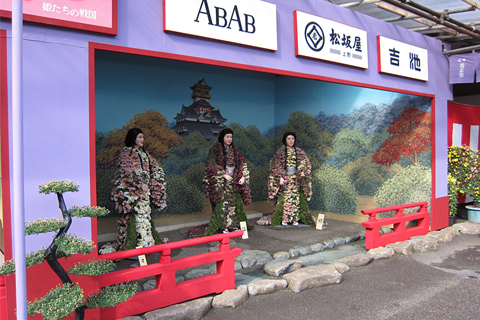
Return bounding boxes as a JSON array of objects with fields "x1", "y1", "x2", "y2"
[
  {"x1": 396, "y1": 208, "x2": 406, "y2": 239},
  {"x1": 158, "y1": 248, "x2": 175, "y2": 291},
  {"x1": 0, "y1": 276, "x2": 7, "y2": 320},
  {"x1": 219, "y1": 237, "x2": 230, "y2": 252},
  {"x1": 362, "y1": 201, "x2": 430, "y2": 249}
]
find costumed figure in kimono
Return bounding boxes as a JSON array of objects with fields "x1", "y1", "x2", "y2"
[
  {"x1": 106, "y1": 128, "x2": 167, "y2": 252},
  {"x1": 268, "y1": 132, "x2": 314, "y2": 226},
  {"x1": 203, "y1": 128, "x2": 251, "y2": 235}
]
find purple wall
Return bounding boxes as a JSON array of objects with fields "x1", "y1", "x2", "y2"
[{"x1": 1, "y1": 0, "x2": 451, "y2": 251}]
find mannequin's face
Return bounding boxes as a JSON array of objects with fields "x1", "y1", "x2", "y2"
[
  {"x1": 134, "y1": 133, "x2": 144, "y2": 149},
  {"x1": 223, "y1": 133, "x2": 233, "y2": 146},
  {"x1": 286, "y1": 135, "x2": 295, "y2": 148}
]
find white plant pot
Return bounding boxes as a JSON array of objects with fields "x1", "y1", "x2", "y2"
[{"x1": 466, "y1": 206, "x2": 480, "y2": 223}]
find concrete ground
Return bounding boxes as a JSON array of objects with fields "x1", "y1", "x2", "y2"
[
  {"x1": 109, "y1": 215, "x2": 480, "y2": 319},
  {"x1": 202, "y1": 229, "x2": 480, "y2": 320}
]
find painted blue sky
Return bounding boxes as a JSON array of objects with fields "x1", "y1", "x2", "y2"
[{"x1": 96, "y1": 51, "x2": 406, "y2": 134}]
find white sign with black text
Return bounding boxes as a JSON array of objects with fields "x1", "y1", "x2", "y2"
[
  {"x1": 377, "y1": 36, "x2": 428, "y2": 81},
  {"x1": 164, "y1": 0, "x2": 277, "y2": 51},
  {"x1": 294, "y1": 10, "x2": 368, "y2": 69}
]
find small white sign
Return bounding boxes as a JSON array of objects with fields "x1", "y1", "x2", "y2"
[
  {"x1": 136, "y1": 246, "x2": 148, "y2": 266},
  {"x1": 164, "y1": 0, "x2": 277, "y2": 51},
  {"x1": 378, "y1": 36, "x2": 428, "y2": 81},
  {"x1": 295, "y1": 10, "x2": 368, "y2": 69},
  {"x1": 316, "y1": 214, "x2": 325, "y2": 230},
  {"x1": 240, "y1": 221, "x2": 249, "y2": 239}
]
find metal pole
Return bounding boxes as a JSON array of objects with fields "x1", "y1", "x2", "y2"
[{"x1": 12, "y1": 0, "x2": 27, "y2": 319}]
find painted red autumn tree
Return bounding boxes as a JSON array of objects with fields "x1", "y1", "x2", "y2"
[{"x1": 372, "y1": 107, "x2": 431, "y2": 166}]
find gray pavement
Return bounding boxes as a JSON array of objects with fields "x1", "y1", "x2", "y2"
[
  {"x1": 202, "y1": 233, "x2": 480, "y2": 320},
  {"x1": 121, "y1": 218, "x2": 480, "y2": 320}
]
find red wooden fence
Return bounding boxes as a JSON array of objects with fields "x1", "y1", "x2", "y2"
[
  {"x1": 83, "y1": 230, "x2": 244, "y2": 320},
  {"x1": 0, "y1": 276, "x2": 6, "y2": 320},
  {"x1": 362, "y1": 201, "x2": 429, "y2": 250}
]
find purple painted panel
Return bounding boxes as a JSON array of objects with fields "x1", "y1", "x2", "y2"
[{"x1": 0, "y1": 0, "x2": 451, "y2": 251}]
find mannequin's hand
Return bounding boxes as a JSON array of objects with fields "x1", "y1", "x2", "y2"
[
  {"x1": 280, "y1": 177, "x2": 285, "y2": 186},
  {"x1": 239, "y1": 177, "x2": 245, "y2": 185},
  {"x1": 224, "y1": 175, "x2": 233, "y2": 181}
]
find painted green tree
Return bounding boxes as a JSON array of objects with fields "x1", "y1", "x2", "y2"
[
  {"x1": 279, "y1": 111, "x2": 333, "y2": 170},
  {"x1": 331, "y1": 129, "x2": 372, "y2": 167},
  {"x1": 163, "y1": 132, "x2": 213, "y2": 176}
]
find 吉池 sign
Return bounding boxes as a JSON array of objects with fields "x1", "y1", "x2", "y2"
[
  {"x1": 0, "y1": 0, "x2": 116, "y2": 34},
  {"x1": 378, "y1": 36, "x2": 428, "y2": 81},
  {"x1": 294, "y1": 10, "x2": 368, "y2": 69},
  {"x1": 164, "y1": 0, "x2": 277, "y2": 51}
]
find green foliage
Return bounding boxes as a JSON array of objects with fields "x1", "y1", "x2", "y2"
[
  {"x1": 368, "y1": 126, "x2": 391, "y2": 152},
  {"x1": 310, "y1": 166, "x2": 358, "y2": 215},
  {"x1": 0, "y1": 259, "x2": 15, "y2": 276},
  {"x1": 448, "y1": 145, "x2": 480, "y2": 209},
  {"x1": 122, "y1": 213, "x2": 139, "y2": 251},
  {"x1": 235, "y1": 192, "x2": 248, "y2": 225},
  {"x1": 163, "y1": 132, "x2": 212, "y2": 176},
  {"x1": 3, "y1": 180, "x2": 130, "y2": 319},
  {"x1": 86, "y1": 283, "x2": 137, "y2": 309},
  {"x1": 0, "y1": 249, "x2": 50, "y2": 275},
  {"x1": 279, "y1": 111, "x2": 333, "y2": 170},
  {"x1": 228, "y1": 123, "x2": 274, "y2": 166},
  {"x1": 56, "y1": 234, "x2": 95, "y2": 256},
  {"x1": 180, "y1": 162, "x2": 205, "y2": 192},
  {"x1": 398, "y1": 149, "x2": 432, "y2": 168},
  {"x1": 271, "y1": 194, "x2": 285, "y2": 226},
  {"x1": 159, "y1": 175, "x2": 204, "y2": 217},
  {"x1": 250, "y1": 163, "x2": 269, "y2": 202},
  {"x1": 331, "y1": 129, "x2": 371, "y2": 167},
  {"x1": 69, "y1": 259, "x2": 116, "y2": 275},
  {"x1": 69, "y1": 206, "x2": 110, "y2": 218},
  {"x1": 374, "y1": 164, "x2": 431, "y2": 218},
  {"x1": 299, "y1": 194, "x2": 314, "y2": 225},
  {"x1": 25, "y1": 218, "x2": 65, "y2": 235},
  {"x1": 342, "y1": 154, "x2": 402, "y2": 196},
  {"x1": 205, "y1": 201, "x2": 224, "y2": 236},
  {"x1": 28, "y1": 283, "x2": 84, "y2": 320},
  {"x1": 95, "y1": 166, "x2": 116, "y2": 217},
  {"x1": 26, "y1": 249, "x2": 47, "y2": 267},
  {"x1": 39, "y1": 180, "x2": 80, "y2": 195}
]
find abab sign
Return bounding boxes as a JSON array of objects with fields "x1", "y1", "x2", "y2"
[
  {"x1": 294, "y1": 10, "x2": 368, "y2": 69},
  {"x1": 164, "y1": 0, "x2": 277, "y2": 51}
]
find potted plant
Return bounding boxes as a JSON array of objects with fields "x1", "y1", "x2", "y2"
[
  {"x1": 0, "y1": 180, "x2": 137, "y2": 320},
  {"x1": 448, "y1": 145, "x2": 480, "y2": 223},
  {"x1": 465, "y1": 174, "x2": 480, "y2": 223}
]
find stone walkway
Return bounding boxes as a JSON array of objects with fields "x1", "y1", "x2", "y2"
[{"x1": 120, "y1": 221, "x2": 480, "y2": 320}]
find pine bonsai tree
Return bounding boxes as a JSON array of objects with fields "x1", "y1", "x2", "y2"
[{"x1": 0, "y1": 180, "x2": 136, "y2": 320}]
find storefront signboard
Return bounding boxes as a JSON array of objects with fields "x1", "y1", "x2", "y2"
[
  {"x1": 377, "y1": 36, "x2": 428, "y2": 81},
  {"x1": 294, "y1": 10, "x2": 368, "y2": 69},
  {"x1": 164, "y1": 0, "x2": 277, "y2": 51},
  {"x1": 0, "y1": 0, "x2": 117, "y2": 34}
]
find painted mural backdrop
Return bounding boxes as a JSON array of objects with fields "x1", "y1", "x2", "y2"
[{"x1": 95, "y1": 51, "x2": 432, "y2": 221}]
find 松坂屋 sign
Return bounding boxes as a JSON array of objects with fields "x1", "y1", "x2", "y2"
[{"x1": 294, "y1": 10, "x2": 368, "y2": 69}]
